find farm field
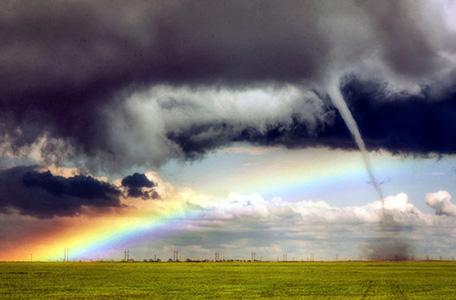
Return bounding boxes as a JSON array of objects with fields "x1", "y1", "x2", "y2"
[{"x1": 1, "y1": 261, "x2": 456, "y2": 299}]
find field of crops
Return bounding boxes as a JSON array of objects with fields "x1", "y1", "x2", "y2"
[{"x1": 1, "y1": 261, "x2": 456, "y2": 299}]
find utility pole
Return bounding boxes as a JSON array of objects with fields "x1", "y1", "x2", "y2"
[
  {"x1": 250, "y1": 252, "x2": 256, "y2": 261},
  {"x1": 123, "y1": 249, "x2": 130, "y2": 262},
  {"x1": 172, "y1": 248, "x2": 179, "y2": 262},
  {"x1": 63, "y1": 247, "x2": 69, "y2": 262}
]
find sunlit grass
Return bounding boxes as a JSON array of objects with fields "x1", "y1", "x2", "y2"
[{"x1": 1, "y1": 261, "x2": 455, "y2": 299}]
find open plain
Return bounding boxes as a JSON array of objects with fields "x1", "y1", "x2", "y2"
[{"x1": 1, "y1": 261, "x2": 456, "y2": 299}]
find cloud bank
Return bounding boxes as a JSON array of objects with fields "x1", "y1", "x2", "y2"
[{"x1": 138, "y1": 191, "x2": 456, "y2": 260}]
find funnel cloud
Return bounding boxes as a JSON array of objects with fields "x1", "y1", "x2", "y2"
[{"x1": 328, "y1": 80, "x2": 385, "y2": 207}]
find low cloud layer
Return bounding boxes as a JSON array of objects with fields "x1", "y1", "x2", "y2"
[
  {"x1": 189, "y1": 192, "x2": 428, "y2": 227},
  {"x1": 141, "y1": 191, "x2": 456, "y2": 260}
]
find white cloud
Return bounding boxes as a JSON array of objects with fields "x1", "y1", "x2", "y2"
[
  {"x1": 426, "y1": 190, "x2": 456, "y2": 216},
  {"x1": 188, "y1": 192, "x2": 429, "y2": 226}
]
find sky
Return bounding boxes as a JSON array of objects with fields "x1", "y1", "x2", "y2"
[{"x1": 2, "y1": 0, "x2": 456, "y2": 261}]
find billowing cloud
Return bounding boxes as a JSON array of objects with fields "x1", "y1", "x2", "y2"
[
  {"x1": 0, "y1": 166, "x2": 121, "y2": 218},
  {"x1": 1, "y1": 1, "x2": 456, "y2": 172},
  {"x1": 106, "y1": 85, "x2": 329, "y2": 169},
  {"x1": 188, "y1": 192, "x2": 428, "y2": 226},
  {"x1": 426, "y1": 190, "x2": 456, "y2": 216}
]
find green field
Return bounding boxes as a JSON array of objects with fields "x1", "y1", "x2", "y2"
[{"x1": 1, "y1": 262, "x2": 456, "y2": 299}]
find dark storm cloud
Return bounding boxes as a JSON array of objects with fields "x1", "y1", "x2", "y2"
[
  {"x1": 244, "y1": 78, "x2": 456, "y2": 155},
  {"x1": 121, "y1": 173, "x2": 158, "y2": 199},
  {"x1": 0, "y1": 0, "x2": 453, "y2": 171},
  {"x1": 0, "y1": 0, "x2": 328, "y2": 162},
  {"x1": 166, "y1": 76, "x2": 456, "y2": 156},
  {"x1": 121, "y1": 173, "x2": 155, "y2": 189},
  {"x1": 0, "y1": 166, "x2": 121, "y2": 218},
  {"x1": 335, "y1": 78, "x2": 456, "y2": 154}
]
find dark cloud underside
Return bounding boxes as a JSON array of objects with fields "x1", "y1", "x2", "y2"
[
  {"x1": 0, "y1": 166, "x2": 121, "y2": 218},
  {"x1": 169, "y1": 77, "x2": 456, "y2": 156}
]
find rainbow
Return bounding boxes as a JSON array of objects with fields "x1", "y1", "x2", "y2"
[
  {"x1": 8, "y1": 199, "x2": 204, "y2": 261},
  {"x1": 210, "y1": 149, "x2": 406, "y2": 201}
]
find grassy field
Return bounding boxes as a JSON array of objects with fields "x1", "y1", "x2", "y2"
[{"x1": 1, "y1": 262, "x2": 456, "y2": 299}]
